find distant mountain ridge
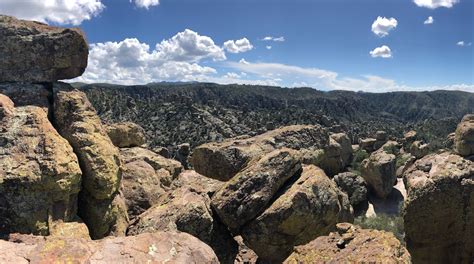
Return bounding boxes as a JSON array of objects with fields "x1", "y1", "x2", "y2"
[{"x1": 76, "y1": 82, "x2": 474, "y2": 149}]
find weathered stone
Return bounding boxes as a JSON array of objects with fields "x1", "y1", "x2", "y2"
[
  {"x1": 403, "y1": 130, "x2": 417, "y2": 149},
  {"x1": 0, "y1": 15, "x2": 88, "y2": 82},
  {"x1": 409, "y1": 140, "x2": 430, "y2": 159},
  {"x1": 373, "y1": 130, "x2": 388, "y2": 150},
  {"x1": 403, "y1": 152, "x2": 474, "y2": 263},
  {"x1": 333, "y1": 171, "x2": 368, "y2": 206},
  {"x1": 0, "y1": 97, "x2": 82, "y2": 236},
  {"x1": 49, "y1": 221, "x2": 90, "y2": 239},
  {"x1": 2, "y1": 231, "x2": 219, "y2": 263},
  {"x1": 172, "y1": 170, "x2": 225, "y2": 196},
  {"x1": 128, "y1": 185, "x2": 238, "y2": 264},
  {"x1": 153, "y1": 146, "x2": 170, "y2": 158},
  {"x1": 53, "y1": 83, "x2": 124, "y2": 238},
  {"x1": 120, "y1": 147, "x2": 183, "y2": 218},
  {"x1": 319, "y1": 133, "x2": 353, "y2": 176},
  {"x1": 361, "y1": 148, "x2": 397, "y2": 198},
  {"x1": 106, "y1": 122, "x2": 146, "y2": 148},
  {"x1": 396, "y1": 153, "x2": 416, "y2": 178},
  {"x1": 283, "y1": 223, "x2": 411, "y2": 263},
  {"x1": 0, "y1": 83, "x2": 51, "y2": 113},
  {"x1": 211, "y1": 149, "x2": 302, "y2": 231},
  {"x1": 359, "y1": 138, "x2": 377, "y2": 152},
  {"x1": 241, "y1": 165, "x2": 353, "y2": 263},
  {"x1": 455, "y1": 114, "x2": 474, "y2": 157},
  {"x1": 191, "y1": 125, "x2": 328, "y2": 181}
]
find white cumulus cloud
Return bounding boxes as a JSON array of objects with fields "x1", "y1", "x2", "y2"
[
  {"x1": 424, "y1": 16, "x2": 434, "y2": 24},
  {"x1": 371, "y1": 16, "x2": 398, "y2": 37},
  {"x1": 457, "y1": 41, "x2": 472, "y2": 47},
  {"x1": 370, "y1": 45, "x2": 392, "y2": 58},
  {"x1": 223, "y1": 38, "x2": 254, "y2": 53},
  {"x1": 266, "y1": 45, "x2": 272, "y2": 50},
  {"x1": 0, "y1": 0, "x2": 104, "y2": 25},
  {"x1": 414, "y1": 0, "x2": 459, "y2": 9},
  {"x1": 130, "y1": 0, "x2": 159, "y2": 9}
]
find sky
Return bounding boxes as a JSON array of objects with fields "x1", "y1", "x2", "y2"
[{"x1": 0, "y1": 0, "x2": 473, "y2": 92}]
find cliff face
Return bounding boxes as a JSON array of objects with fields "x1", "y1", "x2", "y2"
[{"x1": 78, "y1": 82, "x2": 474, "y2": 150}]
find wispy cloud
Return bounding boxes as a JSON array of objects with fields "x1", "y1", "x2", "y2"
[
  {"x1": 262, "y1": 36, "x2": 286, "y2": 42},
  {"x1": 424, "y1": 16, "x2": 434, "y2": 24}
]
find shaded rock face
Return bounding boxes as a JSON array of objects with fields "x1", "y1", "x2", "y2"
[
  {"x1": 106, "y1": 122, "x2": 146, "y2": 148},
  {"x1": 128, "y1": 183, "x2": 238, "y2": 264},
  {"x1": 211, "y1": 149, "x2": 302, "y2": 231},
  {"x1": 0, "y1": 83, "x2": 51, "y2": 113},
  {"x1": 241, "y1": 165, "x2": 353, "y2": 263},
  {"x1": 0, "y1": 15, "x2": 88, "y2": 82},
  {"x1": 333, "y1": 172, "x2": 367, "y2": 206},
  {"x1": 403, "y1": 152, "x2": 474, "y2": 263},
  {"x1": 0, "y1": 96, "x2": 82, "y2": 235},
  {"x1": 120, "y1": 147, "x2": 183, "y2": 219},
  {"x1": 455, "y1": 114, "x2": 474, "y2": 157},
  {"x1": 361, "y1": 148, "x2": 397, "y2": 198},
  {"x1": 409, "y1": 140, "x2": 430, "y2": 159},
  {"x1": 2, "y1": 231, "x2": 219, "y2": 263},
  {"x1": 319, "y1": 133, "x2": 353, "y2": 176},
  {"x1": 359, "y1": 138, "x2": 377, "y2": 152},
  {"x1": 191, "y1": 125, "x2": 328, "y2": 181},
  {"x1": 283, "y1": 223, "x2": 411, "y2": 263},
  {"x1": 52, "y1": 83, "x2": 125, "y2": 239}
]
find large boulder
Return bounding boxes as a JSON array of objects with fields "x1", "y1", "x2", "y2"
[
  {"x1": 283, "y1": 223, "x2": 411, "y2": 263},
  {"x1": 333, "y1": 171, "x2": 368, "y2": 206},
  {"x1": 52, "y1": 83, "x2": 125, "y2": 239},
  {"x1": 359, "y1": 137, "x2": 377, "y2": 153},
  {"x1": 403, "y1": 152, "x2": 474, "y2": 263},
  {"x1": 2, "y1": 231, "x2": 219, "y2": 263},
  {"x1": 455, "y1": 114, "x2": 474, "y2": 157},
  {"x1": 0, "y1": 15, "x2": 88, "y2": 82},
  {"x1": 409, "y1": 140, "x2": 430, "y2": 159},
  {"x1": 0, "y1": 95, "x2": 82, "y2": 235},
  {"x1": 191, "y1": 125, "x2": 328, "y2": 181},
  {"x1": 360, "y1": 148, "x2": 397, "y2": 198},
  {"x1": 241, "y1": 165, "x2": 353, "y2": 263},
  {"x1": 106, "y1": 122, "x2": 146, "y2": 148},
  {"x1": 128, "y1": 184, "x2": 238, "y2": 264},
  {"x1": 211, "y1": 149, "x2": 302, "y2": 231},
  {"x1": 120, "y1": 147, "x2": 183, "y2": 218},
  {"x1": 318, "y1": 133, "x2": 353, "y2": 176}
]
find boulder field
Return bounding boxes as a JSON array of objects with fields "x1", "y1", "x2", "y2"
[{"x1": 1, "y1": 14, "x2": 473, "y2": 263}]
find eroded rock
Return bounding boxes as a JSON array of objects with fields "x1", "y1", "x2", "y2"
[
  {"x1": 333, "y1": 171, "x2": 368, "y2": 206},
  {"x1": 361, "y1": 148, "x2": 397, "y2": 198},
  {"x1": 455, "y1": 114, "x2": 474, "y2": 157},
  {"x1": 106, "y1": 122, "x2": 146, "y2": 148}
]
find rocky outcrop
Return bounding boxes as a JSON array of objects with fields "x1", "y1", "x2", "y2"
[
  {"x1": 191, "y1": 125, "x2": 328, "y2": 181},
  {"x1": 0, "y1": 15, "x2": 88, "y2": 82},
  {"x1": 241, "y1": 165, "x2": 353, "y2": 263},
  {"x1": 333, "y1": 171, "x2": 368, "y2": 206},
  {"x1": 319, "y1": 133, "x2": 353, "y2": 176},
  {"x1": 0, "y1": 83, "x2": 51, "y2": 113},
  {"x1": 455, "y1": 114, "x2": 474, "y2": 157},
  {"x1": 120, "y1": 147, "x2": 183, "y2": 218},
  {"x1": 128, "y1": 184, "x2": 238, "y2": 263},
  {"x1": 361, "y1": 147, "x2": 397, "y2": 198},
  {"x1": 0, "y1": 95, "x2": 82, "y2": 235},
  {"x1": 211, "y1": 149, "x2": 302, "y2": 231},
  {"x1": 409, "y1": 140, "x2": 430, "y2": 159},
  {"x1": 52, "y1": 83, "x2": 126, "y2": 239},
  {"x1": 359, "y1": 137, "x2": 377, "y2": 152},
  {"x1": 106, "y1": 122, "x2": 146, "y2": 148},
  {"x1": 373, "y1": 130, "x2": 388, "y2": 150},
  {"x1": 1, "y1": 231, "x2": 219, "y2": 263},
  {"x1": 403, "y1": 152, "x2": 474, "y2": 263},
  {"x1": 283, "y1": 223, "x2": 411, "y2": 263}
]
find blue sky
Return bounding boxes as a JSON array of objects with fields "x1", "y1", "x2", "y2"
[{"x1": 0, "y1": 0, "x2": 472, "y2": 92}]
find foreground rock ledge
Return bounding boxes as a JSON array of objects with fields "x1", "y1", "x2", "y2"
[
  {"x1": 0, "y1": 15, "x2": 88, "y2": 82},
  {"x1": 1, "y1": 231, "x2": 219, "y2": 263}
]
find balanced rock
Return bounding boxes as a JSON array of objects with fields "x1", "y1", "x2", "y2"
[
  {"x1": 333, "y1": 171, "x2": 368, "y2": 206},
  {"x1": 283, "y1": 223, "x2": 411, "y2": 263},
  {"x1": 53, "y1": 83, "x2": 125, "y2": 239},
  {"x1": 211, "y1": 148, "x2": 302, "y2": 231},
  {"x1": 373, "y1": 130, "x2": 388, "y2": 150},
  {"x1": 191, "y1": 125, "x2": 328, "y2": 181},
  {"x1": 319, "y1": 132, "x2": 353, "y2": 176},
  {"x1": 128, "y1": 184, "x2": 238, "y2": 264},
  {"x1": 2, "y1": 231, "x2": 219, "y2": 263},
  {"x1": 0, "y1": 95, "x2": 82, "y2": 235},
  {"x1": 120, "y1": 147, "x2": 183, "y2": 218},
  {"x1": 360, "y1": 147, "x2": 397, "y2": 198},
  {"x1": 359, "y1": 137, "x2": 377, "y2": 152},
  {"x1": 403, "y1": 152, "x2": 474, "y2": 263},
  {"x1": 455, "y1": 114, "x2": 474, "y2": 157},
  {"x1": 106, "y1": 122, "x2": 146, "y2": 148},
  {"x1": 241, "y1": 165, "x2": 353, "y2": 263},
  {"x1": 0, "y1": 15, "x2": 88, "y2": 82}
]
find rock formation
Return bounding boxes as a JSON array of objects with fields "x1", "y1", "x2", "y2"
[
  {"x1": 455, "y1": 114, "x2": 474, "y2": 157},
  {"x1": 0, "y1": 15, "x2": 88, "y2": 82},
  {"x1": 333, "y1": 171, "x2": 368, "y2": 206},
  {"x1": 241, "y1": 165, "x2": 353, "y2": 263},
  {"x1": 283, "y1": 223, "x2": 411, "y2": 263},
  {"x1": 403, "y1": 152, "x2": 473, "y2": 263},
  {"x1": 360, "y1": 147, "x2": 397, "y2": 198},
  {"x1": 106, "y1": 122, "x2": 146, "y2": 148},
  {"x1": 0, "y1": 231, "x2": 219, "y2": 263}
]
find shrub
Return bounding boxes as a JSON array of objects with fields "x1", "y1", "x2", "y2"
[{"x1": 350, "y1": 149, "x2": 369, "y2": 174}]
